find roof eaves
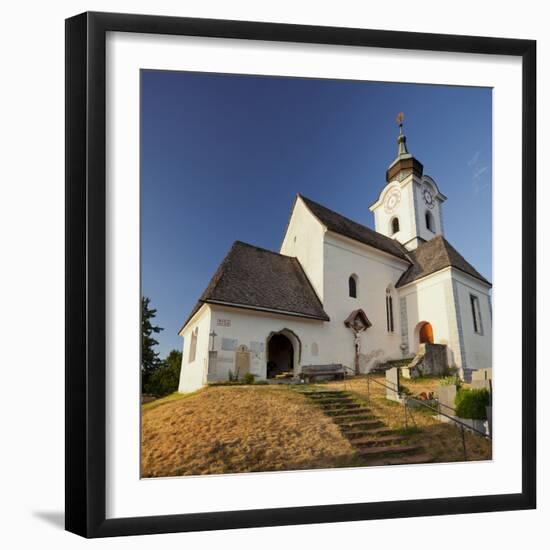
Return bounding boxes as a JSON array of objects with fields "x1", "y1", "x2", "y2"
[
  {"x1": 205, "y1": 299, "x2": 330, "y2": 321},
  {"x1": 396, "y1": 264, "x2": 491, "y2": 289},
  {"x1": 299, "y1": 194, "x2": 409, "y2": 262}
]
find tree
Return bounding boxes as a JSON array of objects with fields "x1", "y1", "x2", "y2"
[
  {"x1": 141, "y1": 296, "x2": 163, "y2": 391},
  {"x1": 145, "y1": 349, "x2": 182, "y2": 397}
]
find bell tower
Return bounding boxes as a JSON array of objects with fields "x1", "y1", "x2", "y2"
[{"x1": 369, "y1": 113, "x2": 447, "y2": 250}]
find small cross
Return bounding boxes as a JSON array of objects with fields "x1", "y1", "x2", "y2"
[{"x1": 209, "y1": 330, "x2": 217, "y2": 351}]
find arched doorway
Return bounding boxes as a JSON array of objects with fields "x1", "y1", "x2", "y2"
[
  {"x1": 267, "y1": 333, "x2": 294, "y2": 379},
  {"x1": 419, "y1": 322, "x2": 434, "y2": 344}
]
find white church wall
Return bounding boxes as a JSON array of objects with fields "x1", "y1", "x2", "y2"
[
  {"x1": 399, "y1": 269, "x2": 461, "y2": 367},
  {"x1": 451, "y1": 269, "x2": 493, "y2": 371},
  {"x1": 322, "y1": 232, "x2": 409, "y2": 371},
  {"x1": 280, "y1": 196, "x2": 326, "y2": 301},
  {"x1": 207, "y1": 305, "x2": 328, "y2": 379},
  {"x1": 178, "y1": 305, "x2": 212, "y2": 393}
]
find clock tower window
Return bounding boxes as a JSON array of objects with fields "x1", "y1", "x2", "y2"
[
  {"x1": 391, "y1": 217, "x2": 400, "y2": 235},
  {"x1": 425, "y1": 210, "x2": 435, "y2": 232}
]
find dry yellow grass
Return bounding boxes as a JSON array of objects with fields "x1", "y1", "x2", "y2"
[
  {"x1": 324, "y1": 375, "x2": 492, "y2": 463},
  {"x1": 141, "y1": 385, "x2": 354, "y2": 478}
]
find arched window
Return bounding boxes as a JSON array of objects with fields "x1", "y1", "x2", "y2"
[
  {"x1": 349, "y1": 275, "x2": 358, "y2": 298},
  {"x1": 425, "y1": 211, "x2": 435, "y2": 232},
  {"x1": 189, "y1": 327, "x2": 198, "y2": 362},
  {"x1": 391, "y1": 217, "x2": 400, "y2": 235},
  {"x1": 385, "y1": 288, "x2": 394, "y2": 332}
]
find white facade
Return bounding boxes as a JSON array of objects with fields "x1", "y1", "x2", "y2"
[
  {"x1": 178, "y1": 305, "x2": 212, "y2": 393},
  {"x1": 178, "y1": 138, "x2": 492, "y2": 393},
  {"x1": 280, "y1": 198, "x2": 326, "y2": 300}
]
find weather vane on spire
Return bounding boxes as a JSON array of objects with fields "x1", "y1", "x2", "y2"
[
  {"x1": 395, "y1": 112, "x2": 408, "y2": 156},
  {"x1": 396, "y1": 112, "x2": 405, "y2": 133}
]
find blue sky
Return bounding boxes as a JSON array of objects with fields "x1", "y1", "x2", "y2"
[{"x1": 141, "y1": 70, "x2": 492, "y2": 358}]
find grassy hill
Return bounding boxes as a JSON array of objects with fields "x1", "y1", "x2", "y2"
[
  {"x1": 141, "y1": 385, "x2": 354, "y2": 477},
  {"x1": 141, "y1": 377, "x2": 491, "y2": 478}
]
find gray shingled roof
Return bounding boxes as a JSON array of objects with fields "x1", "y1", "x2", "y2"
[
  {"x1": 396, "y1": 235, "x2": 491, "y2": 288},
  {"x1": 180, "y1": 241, "x2": 329, "y2": 331},
  {"x1": 298, "y1": 194, "x2": 409, "y2": 261}
]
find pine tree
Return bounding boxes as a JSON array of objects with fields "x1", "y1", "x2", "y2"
[
  {"x1": 141, "y1": 296, "x2": 163, "y2": 391},
  {"x1": 145, "y1": 349, "x2": 183, "y2": 397}
]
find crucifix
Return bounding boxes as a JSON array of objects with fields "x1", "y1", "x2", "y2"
[
  {"x1": 209, "y1": 330, "x2": 217, "y2": 351},
  {"x1": 344, "y1": 309, "x2": 372, "y2": 375}
]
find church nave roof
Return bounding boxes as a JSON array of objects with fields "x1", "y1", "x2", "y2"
[
  {"x1": 180, "y1": 241, "x2": 330, "y2": 332},
  {"x1": 396, "y1": 235, "x2": 491, "y2": 288}
]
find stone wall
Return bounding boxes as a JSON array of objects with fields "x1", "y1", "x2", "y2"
[{"x1": 421, "y1": 343, "x2": 449, "y2": 376}]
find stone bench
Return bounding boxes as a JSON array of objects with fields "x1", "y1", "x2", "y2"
[{"x1": 300, "y1": 364, "x2": 345, "y2": 383}]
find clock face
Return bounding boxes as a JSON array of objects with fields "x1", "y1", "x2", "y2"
[
  {"x1": 423, "y1": 188, "x2": 434, "y2": 209},
  {"x1": 384, "y1": 188, "x2": 401, "y2": 214}
]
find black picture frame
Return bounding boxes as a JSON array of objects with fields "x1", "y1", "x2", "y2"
[{"x1": 65, "y1": 11, "x2": 536, "y2": 538}]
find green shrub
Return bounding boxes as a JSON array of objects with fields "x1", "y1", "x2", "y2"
[
  {"x1": 142, "y1": 349, "x2": 182, "y2": 397},
  {"x1": 243, "y1": 373, "x2": 255, "y2": 385},
  {"x1": 440, "y1": 374, "x2": 462, "y2": 389},
  {"x1": 455, "y1": 388, "x2": 490, "y2": 419}
]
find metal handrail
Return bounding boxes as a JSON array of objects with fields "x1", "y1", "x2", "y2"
[
  {"x1": 406, "y1": 396, "x2": 491, "y2": 440},
  {"x1": 366, "y1": 372, "x2": 399, "y2": 392},
  {"x1": 365, "y1": 373, "x2": 491, "y2": 440},
  {"x1": 437, "y1": 400, "x2": 457, "y2": 414}
]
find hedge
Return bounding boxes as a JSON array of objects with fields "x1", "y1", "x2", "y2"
[{"x1": 455, "y1": 388, "x2": 490, "y2": 420}]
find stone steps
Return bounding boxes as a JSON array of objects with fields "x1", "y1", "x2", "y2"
[
  {"x1": 318, "y1": 398, "x2": 358, "y2": 405},
  {"x1": 331, "y1": 414, "x2": 374, "y2": 424},
  {"x1": 320, "y1": 403, "x2": 361, "y2": 412},
  {"x1": 301, "y1": 393, "x2": 349, "y2": 399},
  {"x1": 344, "y1": 427, "x2": 395, "y2": 439},
  {"x1": 362, "y1": 453, "x2": 433, "y2": 467},
  {"x1": 356, "y1": 444, "x2": 421, "y2": 458},
  {"x1": 304, "y1": 391, "x2": 351, "y2": 396},
  {"x1": 314, "y1": 398, "x2": 355, "y2": 405},
  {"x1": 337, "y1": 419, "x2": 384, "y2": 429},
  {"x1": 327, "y1": 409, "x2": 372, "y2": 419},
  {"x1": 352, "y1": 434, "x2": 407, "y2": 447},
  {"x1": 298, "y1": 387, "x2": 430, "y2": 467}
]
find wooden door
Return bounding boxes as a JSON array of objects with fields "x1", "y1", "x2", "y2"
[{"x1": 419, "y1": 322, "x2": 434, "y2": 344}]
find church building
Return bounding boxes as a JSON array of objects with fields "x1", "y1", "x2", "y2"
[{"x1": 178, "y1": 122, "x2": 492, "y2": 393}]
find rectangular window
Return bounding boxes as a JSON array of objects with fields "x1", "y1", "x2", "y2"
[
  {"x1": 470, "y1": 294, "x2": 483, "y2": 334},
  {"x1": 386, "y1": 295, "x2": 394, "y2": 332}
]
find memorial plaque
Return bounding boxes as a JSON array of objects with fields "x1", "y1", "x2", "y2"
[
  {"x1": 437, "y1": 384, "x2": 457, "y2": 416},
  {"x1": 385, "y1": 367, "x2": 400, "y2": 402},
  {"x1": 221, "y1": 337, "x2": 238, "y2": 351},
  {"x1": 250, "y1": 341, "x2": 265, "y2": 354},
  {"x1": 235, "y1": 347, "x2": 251, "y2": 378}
]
